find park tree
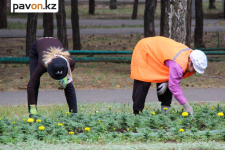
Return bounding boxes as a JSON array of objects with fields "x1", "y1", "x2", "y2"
[
  {"x1": 26, "y1": 14, "x2": 38, "y2": 57},
  {"x1": 209, "y1": 0, "x2": 216, "y2": 9},
  {"x1": 224, "y1": 0, "x2": 225, "y2": 19},
  {"x1": 71, "y1": 0, "x2": 81, "y2": 50},
  {"x1": 110, "y1": 0, "x2": 117, "y2": 9},
  {"x1": 144, "y1": 0, "x2": 156, "y2": 37},
  {"x1": 56, "y1": 0, "x2": 68, "y2": 49},
  {"x1": 89, "y1": 0, "x2": 95, "y2": 15},
  {"x1": 164, "y1": 0, "x2": 192, "y2": 46},
  {"x1": 194, "y1": 0, "x2": 204, "y2": 48},
  {"x1": 160, "y1": 0, "x2": 166, "y2": 36},
  {"x1": 43, "y1": 13, "x2": 54, "y2": 37},
  {"x1": 132, "y1": 0, "x2": 138, "y2": 19},
  {"x1": 0, "y1": 0, "x2": 7, "y2": 29}
]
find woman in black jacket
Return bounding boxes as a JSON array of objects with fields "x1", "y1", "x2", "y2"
[{"x1": 27, "y1": 37, "x2": 77, "y2": 115}]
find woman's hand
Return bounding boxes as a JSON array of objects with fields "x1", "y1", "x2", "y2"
[{"x1": 58, "y1": 75, "x2": 68, "y2": 90}]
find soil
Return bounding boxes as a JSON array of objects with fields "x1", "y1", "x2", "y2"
[{"x1": 0, "y1": 25, "x2": 225, "y2": 92}]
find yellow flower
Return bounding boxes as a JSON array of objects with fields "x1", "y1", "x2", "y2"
[
  {"x1": 98, "y1": 120, "x2": 101, "y2": 123},
  {"x1": 27, "y1": 118, "x2": 34, "y2": 123},
  {"x1": 163, "y1": 108, "x2": 168, "y2": 110},
  {"x1": 39, "y1": 126, "x2": 45, "y2": 130},
  {"x1": 139, "y1": 111, "x2": 141, "y2": 114},
  {"x1": 211, "y1": 107, "x2": 214, "y2": 110},
  {"x1": 179, "y1": 129, "x2": 184, "y2": 132},
  {"x1": 66, "y1": 112, "x2": 70, "y2": 114},
  {"x1": 182, "y1": 112, "x2": 189, "y2": 117},
  {"x1": 113, "y1": 127, "x2": 116, "y2": 130},
  {"x1": 0, "y1": 118, "x2": 1, "y2": 120},
  {"x1": 181, "y1": 108, "x2": 184, "y2": 110},
  {"x1": 23, "y1": 119, "x2": 26, "y2": 122},
  {"x1": 69, "y1": 131, "x2": 74, "y2": 135},
  {"x1": 36, "y1": 119, "x2": 41, "y2": 123},
  {"x1": 151, "y1": 112, "x2": 155, "y2": 115},
  {"x1": 80, "y1": 108, "x2": 83, "y2": 111},
  {"x1": 179, "y1": 121, "x2": 182, "y2": 124},
  {"x1": 58, "y1": 123, "x2": 63, "y2": 126},
  {"x1": 127, "y1": 128, "x2": 130, "y2": 131},
  {"x1": 13, "y1": 122, "x2": 15, "y2": 124},
  {"x1": 217, "y1": 112, "x2": 224, "y2": 117},
  {"x1": 116, "y1": 85, "x2": 120, "y2": 88},
  {"x1": 56, "y1": 119, "x2": 59, "y2": 121},
  {"x1": 109, "y1": 106, "x2": 112, "y2": 109},
  {"x1": 146, "y1": 107, "x2": 148, "y2": 109},
  {"x1": 84, "y1": 127, "x2": 90, "y2": 131}
]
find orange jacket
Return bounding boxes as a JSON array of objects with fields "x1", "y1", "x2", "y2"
[{"x1": 131, "y1": 36, "x2": 193, "y2": 83}]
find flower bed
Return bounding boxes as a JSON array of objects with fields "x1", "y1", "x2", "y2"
[{"x1": 0, "y1": 103, "x2": 225, "y2": 144}]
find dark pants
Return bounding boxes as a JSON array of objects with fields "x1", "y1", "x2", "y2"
[
  {"x1": 132, "y1": 79, "x2": 172, "y2": 114},
  {"x1": 29, "y1": 40, "x2": 77, "y2": 113}
]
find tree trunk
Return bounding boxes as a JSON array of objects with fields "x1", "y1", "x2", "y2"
[
  {"x1": 224, "y1": 0, "x2": 225, "y2": 19},
  {"x1": 89, "y1": 0, "x2": 95, "y2": 15},
  {"x1": 110, "y1": 0, "x2": 117, "y2": 9},
  {"x1": 195, "y1": 0, "x2": 204, "y2": 48},
  {"x1": 209, "y1": 0, "x2": 216, "y2": 9},
  {"x1": 26, "y1": 14, "x2": 38, "y2": 57},
  {"x1": 160, "y1": 0, "x2": 165, "y2": 36},
  {"x1": 71, "y1": 0, "x2": 81, "y2": 50},
  {"x1": 56, "y1": 0, "x2": 68, "y2": 49},
  {"x1": 144, "y1": 0, "x2": 155, "y2": 37},
  {"x1": 43, "y1": 13, "x2": 53, "y2": 37},
  {"x1": 186, "y1": 0, "x2": 192, "y2": 47},
  {"x1": 164, "y1": 0, "x2": 188, "y2": 44},
  {"x1": 132, "y1": 0, "x2": 138, "y2": 19},
  {"x1": 0, "y1": 0, "x2": 7, "y2": 29}
]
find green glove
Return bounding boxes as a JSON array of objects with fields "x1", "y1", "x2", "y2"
[
  {"x1": 58, "y1": 75, "x2": 68, "y2": 90},
  {"x1": 30, "y1": 105, "x2": 38, "y2": 115}
]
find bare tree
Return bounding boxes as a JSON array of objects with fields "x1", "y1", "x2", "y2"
[
  {"x1": 160, "y1": 0, "x2": 166, "y2": 36},
  {"x1": 144, "y1": 0, "x2": 156, "y2": 37},
  {"x1": 43, "y1": 13, "x2": 53, "y2": 37},
  {"x1": 186, "y1": 0, "x2": 192, "y2": 47},
  {"x1": 56, "y1": 0, "x2": 68, "y2": 49},
  {"x1": 71, "y1": 0, "x2": 81, "y2": 50},
  {"x1": 26, "y1": 14, "x2": 38, "y2": 57},
  {"x1": 209, "y1": 0, "x2": 216, "y2": 9},
  {"x1": 89, "y1": 0, "x2": 95, "y2": 15},
  {"x1": 164, "y1": 0, "x2": 188, "y2": 44},
  {"x1": 0, "y1": 0, "x2": 7, "y2": 29},
  {"x1": 195, "y1": 0, "x2": 204, "y2": 48},
  {"x1": 110, "y1": 0, "x2": 117, "y2": 9},
  {"x1": 132, "y1": 0, "x2": 138, "y2": 19},
  {"x1": 224, "y1": 0, "x2": 225, "y2": 19}
]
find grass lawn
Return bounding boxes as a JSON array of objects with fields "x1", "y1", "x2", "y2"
[{"x1": 0, "y1": 102, "x2": 225, "y2": 149}]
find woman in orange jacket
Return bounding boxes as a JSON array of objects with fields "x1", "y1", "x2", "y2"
[{"x1": 131, "y1": 36, "x2": 207, "y2": 115}]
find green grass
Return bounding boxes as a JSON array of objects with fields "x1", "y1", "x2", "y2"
[{"x1": 0, "y1": 102, "x2": 225, "y2": 149}]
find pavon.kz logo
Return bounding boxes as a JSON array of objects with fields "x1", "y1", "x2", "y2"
[{"x1": 11, "y1": 0, "x2": 58, "y2": 13}]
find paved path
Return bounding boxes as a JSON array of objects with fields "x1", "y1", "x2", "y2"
[
  {"x1": 1, "y1": 26, "x2": 225, "y2": 38},
  {"x1": 7, "y1": 19, "x2": 224, "y2": 26},
  {"x1": 1, "y1": 19, "x2": 225, "y2": 38},
  {"x1": 0, "y1": 88, "x2": 224, "y2": 106}
]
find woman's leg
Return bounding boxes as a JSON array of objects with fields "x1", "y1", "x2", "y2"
[
  {"x1": 64, "y1": 82, "x2": 78, "y2": 113},
  {"x1": 156, "y1": 83, "x2": 173, "y2": 107},
  {"x1": 132, "y1": 79, "x2": 151, "y2": 114},
  {"x1": 28, "y1": 40, "x2": 39, "y2": 111}
]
